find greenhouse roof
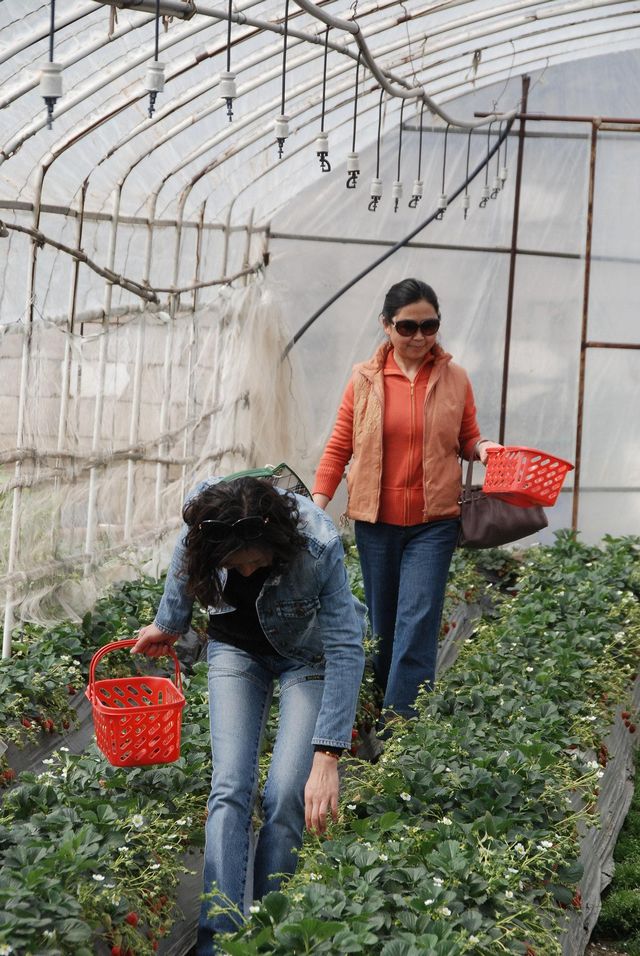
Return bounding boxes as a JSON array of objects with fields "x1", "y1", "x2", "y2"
[{"x1": 2, "y1": 0, "x2": 640, "y2": 222}]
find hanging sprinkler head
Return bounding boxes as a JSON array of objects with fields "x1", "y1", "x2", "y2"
[
  {"x1": 315, "y1": 132, "x2": 331, "y2": 173},
  {"x1": 346, "y1": 152, "x2": 360, "y2": 189},
  {"x1": 408, "y1": 179, "x2": 424, "y2": 208},
  {"x1": 392, "y1": 180, "x2": 403, "y2": 213},
  {"x1": 499, "y1": 165, "x2": 508, "y2": 186},
  {"x1": 274, "y1": 115, "x2": 290, "y2": 159},
  {"x1": 491, "y1": 174, "x2": 501, "y2": 199},
  {"x1": 435, "y1": 193, "x2": 448, "y2": 221},
  {"x1": 40, "y1": 61, "x2": 63, "y2": 129},
  {"x1": 462, "y1": 193, "x2": 471, "y2": 220},
  {"x1": 368, "y1": 177, "x2": 382, "y2": 212},
  {"x1": 145, "y1": 61, "x2": 165, "y2": 118},
  {"x1": 479, "y1": 183, "x2": 491, "y2": 208},
  {"x1": 219, "y1": 71, "x2": 237, "y2": 121}
]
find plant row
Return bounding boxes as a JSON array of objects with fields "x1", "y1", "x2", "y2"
[
  {"x1": 591, "y1": 758, "x2": 640, "y2": 953},
  {"x1": 215, "y1": 532, "x2": 640, "y2": 956},
  {"x1": 0, "y1": 547, "x2": 500, "y2": 954}
]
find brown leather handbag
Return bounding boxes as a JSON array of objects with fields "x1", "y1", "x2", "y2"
[{"x1": 458, "y1": 450, "x2": 548, "y2": 549}]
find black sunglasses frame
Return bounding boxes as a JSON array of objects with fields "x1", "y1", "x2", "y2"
[{"x1": 390, "y1": 317, "x2": 441, "y2": 337}]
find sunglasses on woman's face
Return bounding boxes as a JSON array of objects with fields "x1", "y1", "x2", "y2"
[
  {"x1": 390, "y1": 317, "x2": 440, "y2": 337},
  {"x1": 198, "y1": 516, "x2": 269, "y2": 542}
]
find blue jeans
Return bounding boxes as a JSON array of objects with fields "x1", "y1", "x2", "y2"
[
  {"x1": 354, "y1": 518, "x2": 459, "y2": 717},
  {"x1": 196, "y1": 640, "x2": 325, "y2": 956}
]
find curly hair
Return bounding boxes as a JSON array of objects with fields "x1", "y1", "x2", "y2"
[{"x1": 181, "y1": 476, "x2": 306, "y2": 606}]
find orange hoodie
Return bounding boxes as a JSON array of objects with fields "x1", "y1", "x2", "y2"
[{"x1": 313, "y1": 343, "x2": 483, "y2": 525}]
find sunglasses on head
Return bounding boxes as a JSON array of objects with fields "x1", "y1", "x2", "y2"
[
  {"x1": 198, "y1": 516, "x2": 269, "y2": 543},
  {"x1": 390, "y1": 317, "x2": 440, "y2": 337}
]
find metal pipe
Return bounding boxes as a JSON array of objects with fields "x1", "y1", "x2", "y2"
[
  {"x1": 477, "y1": 111, "x2": 640, "y2": 125},
  {"x1": 0, "y1": 10, "x2": 152, "y2": 110},
  {"x1": 124, "y1": 312, "x2": 147, "y2": 540},
  {"x1": 572, "y1": 121, "x2": 599, "y2": 531},
  {"x1": 2, "y1": 220, "x2": 158, "y2": 303},
  {"x1": 242, "y1": 208, "x2": 255, "y2": 286},
  {"x1": 499, "y1": 75, "x2": 530, "y2": 443},
  {"x1": 0, "y1": 2, "x2": 95, "y2": 66},
  {"x1": 584, "y1": 340, "x2": 640, "y2": 349},
  {"x1": 84, "y1": 189, "x2": 121, "y2": 569},
  {"x1": 153, "y1": 189, "x2": 186, "y2": 521},
  {"x1": 282, "y1": 117, "x2": 515, "y2": 355},
  {"x1": 292, "y1": 0, "x2": 505, "y2": 128}
]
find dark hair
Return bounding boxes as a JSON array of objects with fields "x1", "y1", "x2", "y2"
[
  {"x1": 381, "y1": 278, "x2": 440, "y2": 324},
  {"x1": 181, "y1": 477, "x2": 306, "y2": 606}
]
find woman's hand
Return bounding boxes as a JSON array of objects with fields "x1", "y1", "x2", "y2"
[
  {"x1": 478, "y1": 440, "x2": 503, "y2": 465},
  {"x1": 312, "y1": 493, "x2": 330, "y2": 511},
  {"x1": 304, "y1": 752, "x2": 340, "y2": 834},
  {"x1": 130, "y1": 623, "x2": 180, "y2": 658}
]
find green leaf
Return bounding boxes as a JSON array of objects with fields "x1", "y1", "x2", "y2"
[{"x1": 261, "y1": 891, "x2": 290, "y2": 923}]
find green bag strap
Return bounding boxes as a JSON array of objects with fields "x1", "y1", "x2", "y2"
[{"x1": 223, "y1": 462, "x2": 311, "y2": 499}]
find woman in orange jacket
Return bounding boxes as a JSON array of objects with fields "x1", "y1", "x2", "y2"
[{"x1": 313, "y1": 277, "x2": 501, "y2": 719}]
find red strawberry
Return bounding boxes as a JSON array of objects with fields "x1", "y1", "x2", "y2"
[
  {"x1": 629, "y1": 724, "x2": 637, "y2": 733},
  {"x1": 125, "y1": 911, "x2": 139, "y2": 927},
  {"x1": 111, "y1": 947, "x2": 122, "y2": 956},
  {"x1": 621, "y1": 711, "x2": 631, "y2": 719},
  {"x1": 21, "y1": 717, "x2": 32, "y2": 729}
]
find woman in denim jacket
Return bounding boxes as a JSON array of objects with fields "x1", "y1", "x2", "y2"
[{"x1": 131, "y1": 476, "x2": 365, "y2": 956}]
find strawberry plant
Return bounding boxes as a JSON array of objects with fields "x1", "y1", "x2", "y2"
[{"x1": 216, "y1": 532, "x2": 639, "y2": 955}]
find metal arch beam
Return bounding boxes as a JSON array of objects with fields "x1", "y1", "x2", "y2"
[
  {"x1": 128, "y1": 9, "x2": 640, "y2": 221},
  {"x1": 87, "y1": 0, "x2": 516, "y2": 130},
  {"x1": 428, "y1": 16, "x2": 640, "y2": 97},
  {"x1": 2, "y1": 0, "x2": 636, "y2": 223},
  {"x1": 0, "y1": 10, "x2": 154, "y2": 110},
  {"x1": 292, "y1": 0, "x2": 517, "y2": 127},
  {"x1": 172, "y1": 18, "x2": 640, "y2": 222},
  {"x1": 0, "y1": 12, "x2": 214, "y2": 164},
  {"x1": 3, "y1": 0, "x2": 630, "y2": 185},
  {"x1": 154, "y1": 19, "x2": 640, "y2": 229},
  {"x1": 0, "y1": 1, "x2": 97, "y2": 67}
]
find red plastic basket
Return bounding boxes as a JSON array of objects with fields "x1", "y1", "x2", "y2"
[
  {"x1": 482, "y1": 446, "x2": 574, "y2": 507},
  {"x1": 86, "y1": 638, "x2": 185, "y2": 767}
]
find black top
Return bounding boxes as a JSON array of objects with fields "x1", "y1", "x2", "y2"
[
  {"x1": 207, "y1": 567, "x2": 272, "y2": 655},
  {"x1": 206, "y1": 566, "x2": 342, "y2": 757}
]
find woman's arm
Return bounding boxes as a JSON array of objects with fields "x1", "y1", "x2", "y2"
[{"x1": 312, "y1": 380, "x2": 356, "y2": 504}]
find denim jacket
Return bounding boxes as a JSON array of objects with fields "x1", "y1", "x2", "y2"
[{"x1": 154, "y1": 479, "x2": 366, "y2": 749}]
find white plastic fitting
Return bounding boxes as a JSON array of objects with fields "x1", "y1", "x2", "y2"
[
  {"x1": 274, "y1": 115, "x2": 290, "y2": 139},
  {"x1": 315, "y1": 132, "x2": 329, "y2": 155},
  {"x1": 145, "y1": 61, "x2": 165, "y2": 93},
  {"x1": 438, "y1": 192, "x2": 448, "y2": 210},
  {"x1": 370, "y1": 177, "x2": 383, "y2": 198},
  {"x1": 347, "y1": 152, "x2": 360, "y2": 173},
  {"x1": 219, "y1": 71, "x2": 237, "y2": 99},
  {"x1": 39, "y1": 61, "x2": 63, "y2": 98},
  {"x1": 411, "y1": 179, "x2": 424, "y2": 198},
  {"x1": 392, "y1": 180, "x2": 403, "y2": 200}
]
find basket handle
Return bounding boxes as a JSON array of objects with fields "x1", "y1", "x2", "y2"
[{"x1": 88, "y1": 638, "x2": 182, "y2": 698}]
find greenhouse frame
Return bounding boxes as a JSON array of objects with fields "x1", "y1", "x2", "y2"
[{"x1": 0, "y1": 2, "x2": 639, "y2": 956}]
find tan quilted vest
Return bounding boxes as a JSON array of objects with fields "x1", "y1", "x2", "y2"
[{"x1": 346, "y1": 343, "x2": 469, "y2": 522}]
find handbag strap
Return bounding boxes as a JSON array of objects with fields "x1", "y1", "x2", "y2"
[{"x1": 464, "y1": 442, "x2": 480, "y2": 495}]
